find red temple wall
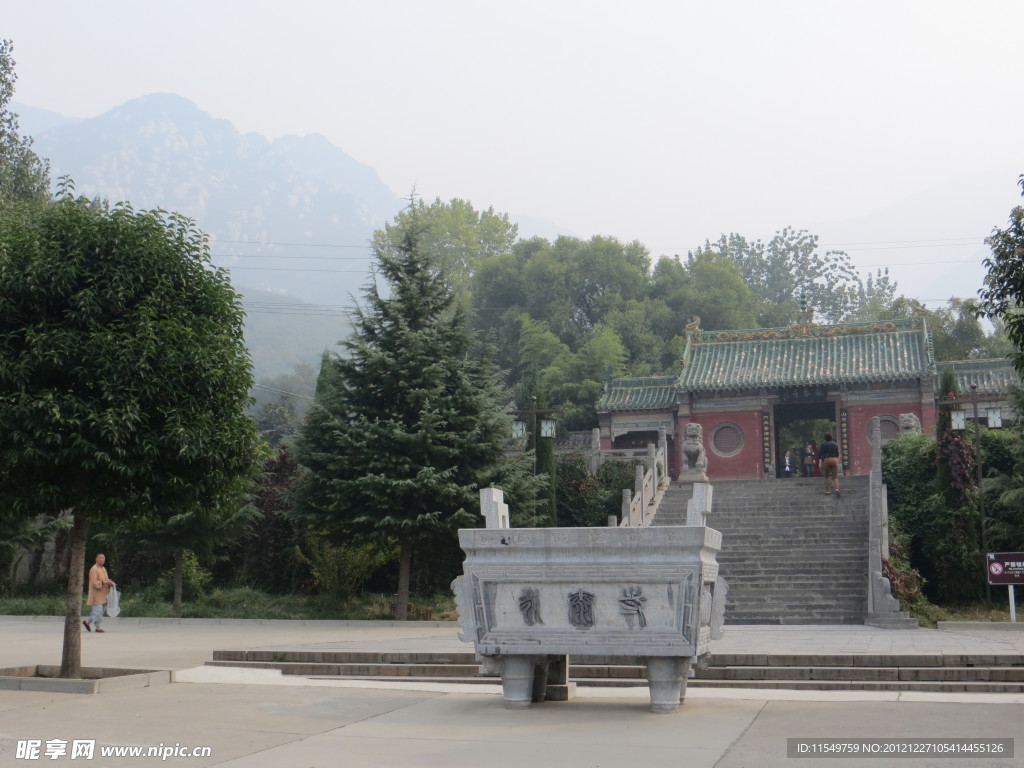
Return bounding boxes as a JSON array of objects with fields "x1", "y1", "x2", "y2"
[
  {"x1": 680, "y1": 410, "x2": 766, "y2": 481},
  {"x1": 843, "y1": 401, "x2": 928, "y2": 476}
]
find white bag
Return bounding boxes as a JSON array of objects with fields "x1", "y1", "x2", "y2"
[{"x1": 105, "y1": 585, "x2": 120, "y2": 618}]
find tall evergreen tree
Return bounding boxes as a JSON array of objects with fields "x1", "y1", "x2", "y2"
[{"x1": 294, "y1": 214, "x2": 511, "y2": 619}]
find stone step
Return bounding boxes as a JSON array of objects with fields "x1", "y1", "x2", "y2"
[
  {"x1": 717, "y1": 545, "x2": 868, "y2": 553},
  {"x1": 205, "y1": 650, "x2": 1024, "y2": 693},
  {"x1": 211, "y1": 649, "x2": 480, "y2": 664},
  {"x1": 649, "y1": 476, "x2": 878, "y2": 625},
  {"x1": 207, "y1": 660, "x2": 482, "y2": 677},
  {"x1": 696, "y1": 666, "x2": 1024, "y2": 682},
  {"x1": 687, "y1": 679, "x2": 1024, "y2": 693},
  {"x1": 721, "y1": 568, "x2": 867, "y2": 576},
  {"x1": 864, "y1": 613, "x2": 920, "y2": 629}
]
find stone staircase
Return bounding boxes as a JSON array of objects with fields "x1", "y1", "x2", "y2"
[
  {"x1": 652, "y1": 476, "x2": 872, "y2": 625},
  {"x1": 206, "y1": 648, "x2": 1024, "y2": 693}
]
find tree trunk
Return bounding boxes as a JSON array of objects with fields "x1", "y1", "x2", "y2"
[
  {"x1": 394, "y1": 540, "x2": 413, "y2": 621},
  {"x1": 172, "y1": 549, "x2": 184, "y2": 614},
  {"x1": 59, "y1": 510, "x2": 90, "y2": 678}
]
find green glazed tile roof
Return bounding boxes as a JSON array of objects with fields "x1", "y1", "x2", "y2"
[
  {"x1": 596, "y1": 375, "x2": 677, "y2": 412},
  {"x1": 942, "y1": 359, "x2": 1022, "y2": 395},
  {"x1": 678, "y1": 323, "x2": 932, "y2": 392}
]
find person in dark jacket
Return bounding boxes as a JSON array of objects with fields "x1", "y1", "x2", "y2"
[
  {"x1": 781, "y1": 450, "x2": 794, "y2": 478},
  {"x1": 818, "y1": 433, "x2": 841, "y2": 496}
]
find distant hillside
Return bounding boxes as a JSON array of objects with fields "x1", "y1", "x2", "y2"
[
  {"x1": 27, "y1": 93, "x2": 403, "y2": 307},
  {"x1": 239, "y1": 287, "x2": 350, "y2": 382}
]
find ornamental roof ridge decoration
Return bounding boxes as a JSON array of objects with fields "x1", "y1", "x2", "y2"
[{"x1": 700, "y1": 318, "x2": 919, "y2": 344}]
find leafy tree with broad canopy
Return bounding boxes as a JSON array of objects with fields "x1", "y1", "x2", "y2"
[
  {"x1": 0, "y1": 192, "x2": 260, "y2": 676},
  {"x1": 372, "y1": 196, "x2": 518, "y2": 304},
  {"x1": 294, "y1": 213, "x2": 516, "y2": 619},
  {"x1": 692, "y1": 228, "x2": 865, "y2": 326},
  {"x1": 980, "y1": 175, "x2": 1024, "y2": 377},
  {"x1": 0, "y1": 39, "x2": 49, "y2": 212}
]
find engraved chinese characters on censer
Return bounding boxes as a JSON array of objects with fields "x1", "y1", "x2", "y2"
[
  {"x1": 619, "y1": 585, "x2": 647, "y2": 629},
  {"x1": 567, "y1": 588, "x2": 595, "y2": 629},
  {"x1": 518, "y1": 587, "x2": 542, "y2": 626}
]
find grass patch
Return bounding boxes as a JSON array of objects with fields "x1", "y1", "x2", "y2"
[
  {"x1": 0, "y1": 587, "x2": 455, "y2": 621},
  {"x1": 940, "y1": 603, "x2": 1021, "y2": 623},
  {"x1": 0, "y1": 594, "x2": 66, "y2": 616}
]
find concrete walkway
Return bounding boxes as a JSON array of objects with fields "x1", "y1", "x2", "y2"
[{"x1": 2, "y1": 617, "x2": 1023, "y2": 767}]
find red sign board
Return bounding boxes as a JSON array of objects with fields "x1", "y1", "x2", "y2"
[{"x1": 987, "y1": 552, "x2": 1024, "y2": 585}]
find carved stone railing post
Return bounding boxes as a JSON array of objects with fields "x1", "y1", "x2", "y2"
[
  {"x1": 658, "y1": 427, "x2": 669, "y2": 487},
  {"x1": 866, "y1": 417, "x2": 903, "y2": 619},
  {"x1": 635, "y1": 463, "x2": 646, "y2": 511},
  {"x1": 686, "y1": 483, "x2": 713, "y2": 527},
  {"x1": 616, "y1": 435, "x2": 671, "y2": 527},
  {"x1": 480, "y1": 488, "x2": 510, "y2": 530}
]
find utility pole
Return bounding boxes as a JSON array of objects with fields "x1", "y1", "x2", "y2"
[
  {"x1": 971, "y1": 384, "x2": 991, "y2": 604},
  {"x1": 512, "y1": 396, "x2": 560, "y2": 525}
]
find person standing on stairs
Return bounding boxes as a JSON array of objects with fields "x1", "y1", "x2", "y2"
[
  {"x1": 801, "y1": 442, "x2": 815, "y2": 478},
  {"x1": 818, "y1": 433, "x2": 840, "y2": 496},
  {"x1": 781, "y1": 450, "x2": 794, "y2": 478}
]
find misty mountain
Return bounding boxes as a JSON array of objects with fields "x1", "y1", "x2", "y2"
[
  {"x1": 18, "y1": 94, "x2": 403, "y2": 379},
  {"x1": 27, "y1": 93, "x2": 402, "y2": 303}
]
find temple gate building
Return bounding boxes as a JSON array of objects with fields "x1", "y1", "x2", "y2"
[{"x1": 596, "y1": 315, "x2": 1019, "y2": 481}]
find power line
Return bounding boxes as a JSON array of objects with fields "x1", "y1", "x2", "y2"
[
  {"x1": 220, "y1": 257, "x2": 986, "y2": 274},
  {"x1": 228, "y1": 266, "x2": 370, "y2": 273},
  {"x1": 212, "y1": 234, "x2": 988, "y2": 252},
  {"x1": 213, "y1": 238, "x2": 372, "y2": 249},
  {"x1": 253, "y1": 384, "x2": 315, "y2": 400}
]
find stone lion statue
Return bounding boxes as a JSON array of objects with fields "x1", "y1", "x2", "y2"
[
  {"x1": 681, "y1": 422, "x2": 708, "y2": 476},
  {"x1": 898, "y1": 413, "x2": 922, "y2": 435}
]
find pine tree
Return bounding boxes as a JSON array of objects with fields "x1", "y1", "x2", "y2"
[{"x1": 294, "y1": 215, "x2": 511, "y2": 619}]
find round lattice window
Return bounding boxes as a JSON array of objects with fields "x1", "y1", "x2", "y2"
[
  {"x1": 877, "y1": 416, "x2": 900, "y2": 444},
  {"x1": 711, "y1": 422, "x2": 744, "y2": 457}
]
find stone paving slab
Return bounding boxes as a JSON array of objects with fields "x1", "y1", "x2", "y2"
[{"x1": 2, "y1": 618, "x2": 1024, "y2": 767}]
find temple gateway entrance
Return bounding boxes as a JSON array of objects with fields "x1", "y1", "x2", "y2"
[{"x1": 773, "y1": 401, "x2": 836, "y2": 479}]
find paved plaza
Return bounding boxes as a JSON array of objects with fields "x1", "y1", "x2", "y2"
[{"x1": 2, "y1": 617, "x2": 1024, "y2": 767}]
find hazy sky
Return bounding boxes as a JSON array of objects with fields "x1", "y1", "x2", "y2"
[{"x1": 5, "y1": 1, "x2": 1024, "y2": 308}]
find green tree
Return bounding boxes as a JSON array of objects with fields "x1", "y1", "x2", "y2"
[
  {"x1": 0, "y1": 194, "x2": 259, "y2": 675},
  {"x1": 886, "y1": 370, "x2": 984, "y2": 604},
  {"x1": 979, "y1": 175, "x2": 1024, "y2": 377},
  {"x1": 293, "y1": 215, "x2": 512, "y2": 619},
  {"x1": 681, "y1": 251, "x2": 758, "y2": 330},
  {"x1": 850, "y1": 269, "x2": 900, "y2": 322},
  {"x1": 929, "y1": 298, "x2": 1010, "y2": 361},
  {"x1": 695, "y1": 228, "x2": 869, "y2": 325},
  {"x1": 0, "y1": 39, "x2": 50, "y2": 211},
  {"x1": 218, "y1": 446, "x2": 315, "y2": 594},
  {"x1": 372, "y1": 197, "x2": 517, "y2": 304}
]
